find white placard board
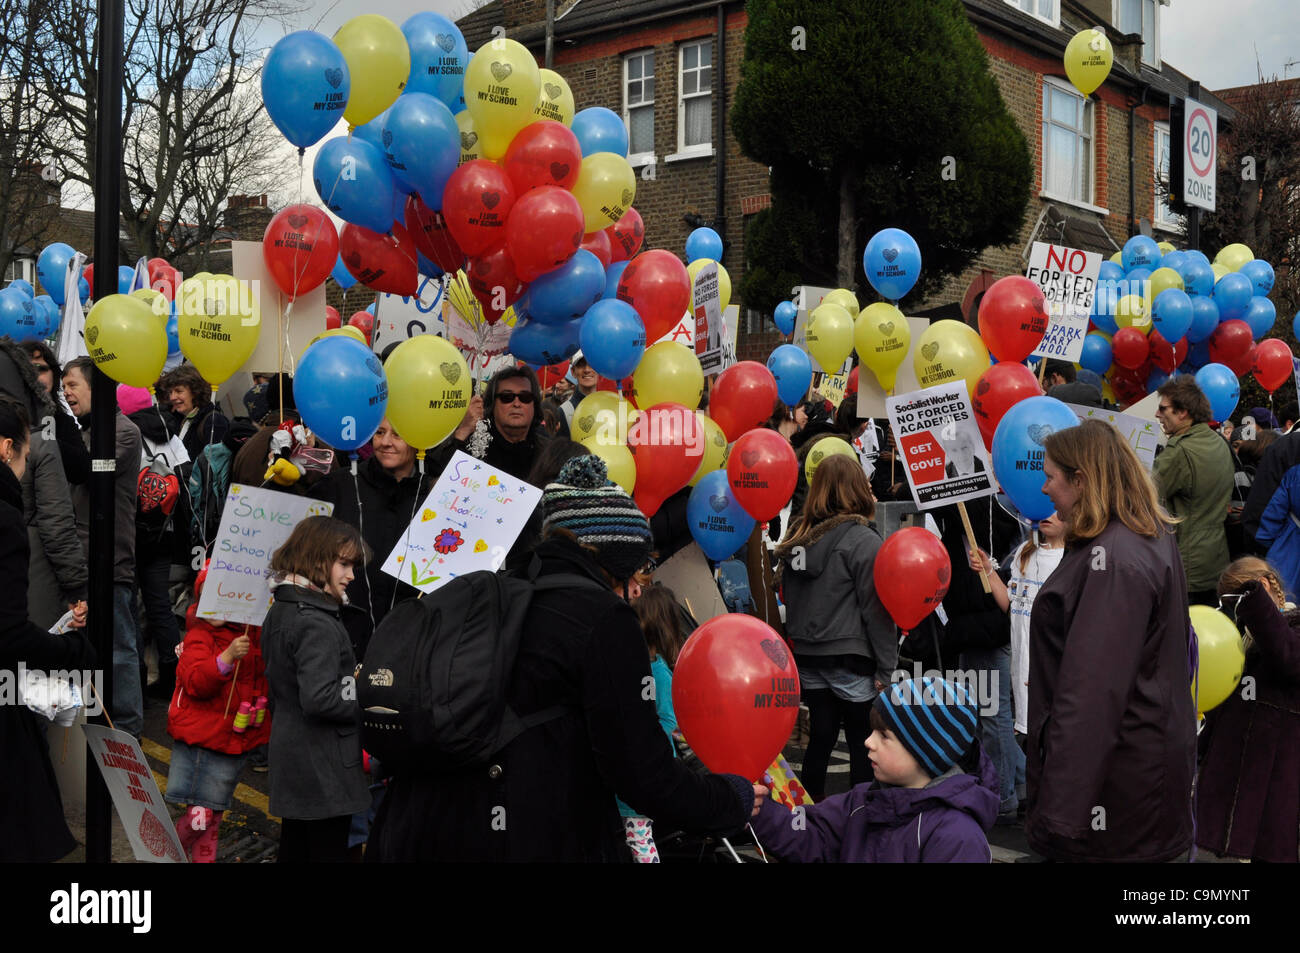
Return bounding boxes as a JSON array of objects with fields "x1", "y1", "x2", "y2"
[
  {"x1": 856, "y1": 315, "x2": 930, "y2": 417},
  {"x1": 229, "y1": 239, "x2": 326, "y2": 380},
  {"x1": 653, "y1": 542, "x2": 728, "y2": 623},
  {"x1": 1066, "y1": 401, "x2": 1162, "y2": 470},
  {"x1": 1027, "y1": 242, "x2": 1102, "y2": 363},
  {"x1": 82, "y1": 725, "x2": 187, "y2": 863},
  {"x1": 887, "y1": 382, "x2": 995, "y2": 509},
  {"x1": 691, "y1": 261, "x2": 725, "y2": 374},
  {"x1": 370, "y1": 275, "x2": 447, "y2": 355}
]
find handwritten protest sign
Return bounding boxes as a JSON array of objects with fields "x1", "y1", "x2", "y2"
[
  {"x1": 1027, "y1": 242, "x2": 1102, "y2": 363},
  {"x1": 1066, "y1": 402, "x2": 1161, "y2": 470},
  {"x1": 196, "y1": 486, "x2": 334, "y2": 626},
  {"x1": 369, "y1": 276, "x2": 446, "y2": 355},
  {"x1": 83, "y1": 725, "x2": 186, "y2": 863},
  {"x1": 887, "y1": 382, "x2": 995, "y2": 509},
  {"x1": 381, "y1": 451, "x2": 543, "y2": 593}
]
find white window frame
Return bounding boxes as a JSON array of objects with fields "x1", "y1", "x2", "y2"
[
  {"x1": 670, "y1": 38, "x2": 714, "y2": 162},
  {"x1": 1113, "y1": 0, "x2": 1160, "y2": 68},
  {"x1": 1153, "y1": 121, "x2": 1183, "y2": 231},
  {"x1": 622, "y1": 50, "x2": 655, "y2": 169},
  {"x1": 1003, "y1": 0, "x2": 1060, "y2": 28},
  {"x1": 4, "y1": 257, "x2": 35, "y2": 286},
  {"x1": 1041, "y1": 76, "x2": 1100, "y2": 212}
]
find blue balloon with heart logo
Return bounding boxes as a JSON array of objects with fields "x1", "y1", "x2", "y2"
[
  {"x1": 1238, "y1": 259, "x2": 1275, "y2": 297},
  {"x1": 1242, "y1": 296, "x2": 1276, "y2": 340},
  {"x1": 579, "y1": 298, "x2": 646, "y2": 380},
  {"x1": 510, "y1": 317, "x2": 582, "y2": 366},
  {"x1": 294, "y1": 336, "x2": 389, "y2": 452},
  {"x1": 117, "y1": 265, "x2": 136, "y2": 295},
  {"x1": 382, "y1": 92, "x2": 459, "y2": 206},
  {"x1": 1158, "y1": 249, "x2": 1188, "y2": 275},
  {"x1": 991, "y1": 396, "x2": 1079, "y2": 523},
  {"x1": 353, "y1": 110, "x2": 387, "y2": 152},
  {"x1": 331, "y1": 253, "x2": 358, "y2": 291},
  {"x1": 767, "y1": 344, "x2": 812, "y2": 406},
  {"x1": 862, "y1": 228, "x2": 921, "y2": 301},
  {"x1": 1079, "y1": 332, "x2": 1112, "y2": 374},
  {"x1": 36, "y1": 243, "x2": 75, "y2": 306},
  {"x1": 0, "y1": 288, "x2": 38, "y2": 338},
  {"x1": 571, "y1": 107, "x2": 628, "y2": 158},
  {"x1": 685, "y1": 227, "x2": 723, "y2": 264},
  {"x1": 603, "y1": 260, "x2": 630, "y2": 300},
  {"x1": 1121, "y1": 235, "x2": 1161, "y2": 271},
  {"x1": 1097, "y1": 260, "x2": 1125, "y2": 284},
  {"x1": 774, "y1": 300, "x2": 797, "y2": 335},
  {"x1": 313, "y1": 136, "x2": 396, "y2": 234},
  {"x1": 1195, "y1": 363, "x2": 1240, "y2": 423},
  {"x1": 528, "y1": 249, "x2": 605, "y2": 324},
  {"x1": 1151, "y1": 288, "x2": 1193, "y2": 342},
  {"x1": 1178, "y1": 258, "x2": 1214, "y2": 296},
  {"x1": 1213, "y1": 272, "x2": 1252, "y2": 322},
  {"x1": 687, "y1": 470, "x2": 756, "y2": 561},
  {"x1": 1186, "y1": 296, "x2": 1219, "y2": 343},
  {"x1": 6, "y1": 279, "x2": 34, "y2": 299},
  {"x1": 262, "y1": 31, "x2": 350, "y2": 149},
  {"x1": 34, "y1": 295, "x2": 59, "y2": 338},
  {"x1": 402, "y1": 13, "x2": 469, "y2": 110}
]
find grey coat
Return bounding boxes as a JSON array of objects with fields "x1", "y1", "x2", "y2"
[
  {"x1": 261, "y1": 585, "x2": 370, "y2": 820},
  {"x1": 71, "y1": 411, "x2": 141, "y2": 584}
]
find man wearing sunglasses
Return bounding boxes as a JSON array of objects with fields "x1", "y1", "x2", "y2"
[{"x1": 433, "y1": 365, "x2": 551, "y2": 481}]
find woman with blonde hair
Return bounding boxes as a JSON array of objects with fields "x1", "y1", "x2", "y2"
[{"x1": 1026, "y1": 418, "x2": 1196, "y2": 862}]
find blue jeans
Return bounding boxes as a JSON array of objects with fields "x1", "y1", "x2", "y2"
[
  {"x1": 960, "y1": 644, "x2": 1024, "y2": 815},
  {"x1": 112, "y1": 583, "x2": 144, "y2": 736}
]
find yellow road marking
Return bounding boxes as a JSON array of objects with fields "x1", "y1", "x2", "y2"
[{"x1": 140, "y1": 736, "x2": 279, "y2": 823}]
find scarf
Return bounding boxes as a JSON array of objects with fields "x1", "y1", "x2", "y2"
[{"x1": 268, "y1": 571, "x2": 348, "y2": 606}]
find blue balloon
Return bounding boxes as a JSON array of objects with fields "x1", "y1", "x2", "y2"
[
  {"x1": 382, "y1": 93, "x2": 459, "y2": 206},
  {"x1": 767, "y1": 344, "x2": 812, "y2": 407},
  {"x1": 1186, "y1": 296, "x2": 1219, "y2": 343},
  {"x1": 1121, "y1": 235, "x2": 1161, "y2": 271},
  {"x1": 571, "y1": 107, "x2": 628, "y2": 158},
  {"x1": 79, "y1": 276, "x2": 90, "y2": 305},
  {"x1": 1183, "y1": 249, "x2": 1211, "y2": 267},
  {"x1": 1079, "y1": 332, "x2": 1113, "y2": 375},
  {"x1": 331, "y1": 253, "x2": 358, "y2": 291},
  {"x1": 1091, "y1": 280, "x2": 1120, "y2": 335},
  {"x1": 353, "y1": 109, "x2": 389, "y2": 154},
  {"x1": 36, "y1": 243, "x2": 75, "y2": 306},
  {"x1": 1195, "y1": 363, "x2": 1240, "y2": 422},
  {"x1": 34, "y1": 295, "x2": 60, "y2": 339},
  {"x1": 687, "y1": 471, "x2": 756, "y2": 562},
  {"x1": 165, "y1": 311, "x2": 180, "y2": 354},
  {"x1": 117, "y1": 265, "x2": 136, "y2": 295},
  {"x1": 313, "y1": 136, "x2": 396, "y2": 234},
  {"x1": 1124, "y1": 268, "x2": 1151, "y2": 295},
  {"x1": 294, "y1": 337, "x2": 389, "y2": 452},
  {"x1": 509, "y1": 317, "x2": 582, "y2": 366},
  {"x1": 1186, "y1": 338, "x2": 1212, "y2": 370},
  {"x1": 528, "y1": 250, "x2": 605, "y2": 324},
  {"x1": 685, "y1": 227, "x2": 723, "y2": 264},
  {"x1": 579, "y1": 298, "x2": 646, "y2": 379},
  {"x1": 0, "y1": 288, "x2": 39, "y2": 338},
  {"x1": 402, "y1": 13, "x2": 468, "y2": 110},
  {"x1": 1242, "y1": 296, "x2": 1277, "y2": 340},
  {"x1": 603, "y1": 260, "x2": 630, "y2": 300},
  {"x1": 6, "y1": 279, "x2": 34, "y2": 298},
  {"x1": 1213, "y1": 272, "x2": 1253, "y2": 321},
  {"x1": 991, "y1": 396, "x2": 1078, "y2": 523},
  {"x1": 1238, "y1": 259, "x2": 1275, "y2": 297},
  {"x1": 862, "y1": 228, "x2": 922, "y2": 301},
  {"x1": 1179, "y1": 259, "x2": 1214, "y2": 296},
  {"x1": 1097, "y1": 260, "x2": 1125, "y2": 283},
  {"x1": 416, "y1": 250, "x2": 443, "y2": 280},
  {"x1": 366, "y1": 302, "x2": 376, "y2": 315},
  {"x1": 1151, "y1": 288, "x2": 1193, "y2": 343},
  {"x1": 1293, "y1": 310, "x2": 1300, "y2": 342},
  {"x1": 261, "y1": 31, "x2": 350, "y2": 149},
  {"x1": 774, "y1": 300, "x2": 797, "y2": 336},
  {"x1": 1146, "y1": 367, "x2": 1170, "y2": 393},
  {"x1": 1159, "y1": 249, "x2": 1188, "y2": 275}
]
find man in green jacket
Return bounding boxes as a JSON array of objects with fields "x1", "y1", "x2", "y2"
[{"x1": 1153, "y1": 376, "x2": 1235, "y2": 606}]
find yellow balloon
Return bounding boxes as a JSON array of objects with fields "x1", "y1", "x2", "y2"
[
  {"x1": 804, "y1": 436, "x2": 856, "y2": 484},
  {"x1": 84, "y1": 294, "x2": 168, "y2": 388},
  {"x1": 580, "y1": 435, "x2": 636, "y2": 494},
  {"x1": 176, "y1": 273, "x2": 261, "y2": 387},
  {"x1": 456, "y1": 110, "x2": 484, "y2": 165},
  {"x1": 688, "y1": 412, "x2": 728, "y2": 487},
  {"x1": 631, "y1": 342, "x2": 703, "y2": 410},
  {"x1": 1063, "y1": 28, "x2": 1113, "y2": 96},
  {"x1": 854, "y1": 302, "x2": 910, "y2": 393},
  {"x1": 1101, "y1": 377, "x2": 1116, "y2": 403},
  {"x1": 913, "y1": 320, "x2": 990, "y2": 397},
  {"x1": 1215, "y1": 243, "x2": 1254, "y2": 272},
  {"x1": 1148, "y1": 266, "x2": 1184, "y2": 300},
  {"x1": 571, "y1": 390, "x2": 638, "y2": 445},
  {"x1": 805, "y1": 302, "x2": 854, "y2": 373},
  {"x1": 822, "y1": 288, "x2": 860, "y2": 319},
  {"x1": 1114, "y1": 294, "x2": 1150, "y2": 334},
  {"x1": 533, "y1": 69, "x2": 575, "y2": 126},
  {"x1": 687, "y1": 259, "x2": 731, "y2": 314},
  {"x1": 383, "y1": 335, "x2": 471, "y2": 452},
  {"x1": 130, "y1": 287, "x2": 171, "y2": 320},
  {"x1": 304, "y1": 325, "x2": 367, "y2": 355},
  {"x1": 1157, "y1": 241, "x2": 1176, "y2": 254},
  {"x1": 1211, "y1": 263, "x2": 1230, "y2": 282},
  {"x1": 464, "y1": 38, "x2": 542, "y2": 160},
  {"x1": 1189, "y1": 605, "x2": 1245, "y2": 715},
  {"x1": 572, "y1": 152, "x2": 636, "y2": 232},
  {"x1": 1109, "y1": 251, "x2": 1123, "y2": 265},
  {"x1": 334, "y1": 15, "x2": 411, "y2": 129}
]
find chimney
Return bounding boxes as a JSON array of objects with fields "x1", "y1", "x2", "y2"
[{"x1": 224, "y1": 194, "x2": 273, "y2": 239}]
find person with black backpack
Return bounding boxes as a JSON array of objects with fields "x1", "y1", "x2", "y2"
[{"x1": 362, "y1": 456, "x2": 753, "y2": 862}]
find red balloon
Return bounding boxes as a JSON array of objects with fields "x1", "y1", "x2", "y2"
[
  {"x1": 977, "y1": 275, "x2": 1050, "y2": 362},
  {"x1": 606, "y1": 206, "x2": 644, "y2": 263},
  {"x1": 726, "y1": 428, "x2": 798, "y2": 522},
  {"x1": 1225, "y1": 343, "x2": 1257, "y2": 378},
  {"x1": 627, "y1": 402, "x2": 705, "y2": 516},
  {"x1": 441, "y1": 159, "x2": 515, "y2": 257},
  {"x1": 348, "y1": 311, "x2": 373, "y2": 344},
  {"x1": 873, "y1": 527, "x2": 951, "y2": 633},
  {"x1": 1111, "y1": 326, "x2": 1150, "y2": 371},
  {"x1": 146, "y1": 257, "x2": 171, "y2": 279},
  {"x1": 1253, "y1": 338, "x2": 1293, "y2": 393},
  {"x1": 846, "y1": 366, "x2": 860, "y2": 397},
  {"x1": 466, "y1": 242, "x2": 526, "y2": 324},
  {"x1": 710, "y1": 361, "x2": 779, "y2": 442},
  {"x1": 617, "y1": 249, "x2": 691, "y2": 342},
  {"x1": 1209, "y1": 319, "x2": 1253, "y2": 367},
  {"x1": 339, "y1": 221, "x2": 418, "y2": 296},
  {"x1": 502, "y1": 120, "x2": 582, "y2": 194},
  {"x1": 150, "y1": 264, "x2": 180, "y2": 301},
  {"x1": 1110, "y1": 366, "x2": 1148, "y2": 406},
  {"x1": 971, "y1": 362, "x2": 1043, "y2": 451},
  {"x1": 672, "y1": 614, "x2": 800, "y2": 782},
  {"x1": 535, "y1": 361, "x2": 571, "y2": 389},
  {"x1": 504, "y1": 185, "x2": 584, "y2": 282},
  {"x1": 1148, "y1": 330, "x2": 1177, "y2": 374},
  {"x1": 325, "y1": 305, "x2": 341, "y2": 330},
  {"x1": 404, "y1": 194, "x2": 465, "y2": 274},
  {"x1": 82, "y1": 263, "x2": 95, "y2": 294},
  {"x1": 1173, "y1": 336, "x2": 1188, "y2": 367},
  {"x1": 263, "y1": 204, "x2": 340, "y2": 300},
  {"x1": 579, "y1": 228, "x2": 612, "y2": 268}
]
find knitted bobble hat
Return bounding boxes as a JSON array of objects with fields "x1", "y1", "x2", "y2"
[
  {"x1": 872, "y1": 677, "x2": 979, "y2": 779},
  {"x1": 542, "y1": 455, "x2": 653, "y2": 581}
]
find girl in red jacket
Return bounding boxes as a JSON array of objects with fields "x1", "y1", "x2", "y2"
[{"x1": 164, "y1": 570, "x2": 270, "y2": 862}]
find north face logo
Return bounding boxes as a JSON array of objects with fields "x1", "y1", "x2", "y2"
[{"x1": 368, "y1": 669, "x2": 394, "y2": 687}]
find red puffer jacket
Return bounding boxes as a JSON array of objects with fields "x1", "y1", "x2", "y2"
[{"x1": 167, "y1": 604, "x2": 271, "y2": 755}]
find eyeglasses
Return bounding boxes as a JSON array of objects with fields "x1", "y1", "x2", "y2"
[{"x1": 495, "y1": 391, "x2": 535, "y2": 405}]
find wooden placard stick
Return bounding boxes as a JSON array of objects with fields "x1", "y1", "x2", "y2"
[{"x1": 957, "y1": 500, "x2": 992, "y2": 594}]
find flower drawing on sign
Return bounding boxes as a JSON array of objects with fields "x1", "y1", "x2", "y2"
[{"x1": 434, "y1": 528, "x2": 465, "y2": 554}]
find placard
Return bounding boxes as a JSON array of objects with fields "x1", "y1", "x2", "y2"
[
  {"x1": 196, "y1": 485, "x2": 335, "y2": 626},
  {"x1": 791, "y1": 285, "x2": 838, "y2": 372},
  {"x1": 856, "y1": 315, "x2": 929, "y2": 417},
  {"x1": 82, "y1": 725, "x2": 187, "y2": 863},
  {"x1": 692, "y1": 261, "x2": 725, "y2": 373},
  {"x1": 1027, "y1": 242, "x2": 1102, "y2": 363},
  {"x1": 887, "y1": 382, "x2": 995, "y2": 509},
  {"x1": 369, "y1": 275, "x2": 447, "y2": 355},
  {"x1": 1066, "y1": 402, "x2": 1161, "y2": 470},
  {"x1": 381, "y1": 450, "x2": 543, "y2": 593},
  {"x1": 653, "y1": 542, "x2": 728, "y2": 623}
]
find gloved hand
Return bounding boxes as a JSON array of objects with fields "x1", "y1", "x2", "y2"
[
  {"x1": 268, "y1": 427, "x2": 293, "y2": 460},
  {"x1": 264, "y1": 457, "x2": 302, "y2": 486},
  {"x1": 1218, "y1": 578, "x2": 1261, "y2": 626}
]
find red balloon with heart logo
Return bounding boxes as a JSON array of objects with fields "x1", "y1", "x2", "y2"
[
  {"x1": 348, "y1": 311, "x2": 373, "y2": 344},
  {"x1": 1253, "y1": 338, "x2": 1293, "y2": 393},
  {"x1": 442, "y1": 159, "x2": 516, "y2": 257},
  {"x1": 616, "y1": 249, "x2": 691, "y2": 343},
  {"x1": 263, "y1": 204, "x2": 340, "y2": 300},
  {"x1": 726, "y1": 428, "x2": 798, "y2": 522},
  {"x1": 626, "y1": 402, "x2": 704, "y2": 517},
  {"x1": 977, "y1": 275, "x2": 1051, "y2": 362},
  {"x1": 1111, "y1": 326, "x2": 1150, "y2": 371},
  {"x1": 325, "y1": 306, "x2": 341, "y2": 330},
  {"x1": 605, "y1": 206, "x2": 644, "y2": 263},
  {"x1": 873, "y1": 527, "x2": 951, "y2": 633},
  {"x1": 504, "y1": 185, "x2": 585, "y2": 282},
  {"x1": 404, "y1": 194, "x2": 466, "y2": 274},
  {"x1": 579, "y1": 228, "x2": 612, "y2": 268},
  {"x1": 672, "y1": 614, "x2": 800, "y2": 782},
  {"x1": 467, "y1": 241, "x2": 527, "y2": 323},
  {"x1": 710, "y1": 361, "x2": 780, "y2": 442},
  {"x1": 502, "y1": 120, "x2": 582, "y2": 194},
  {"x1": 339, "y1": 221, "x2": 418, "y2": 296},
  {"x1": 971, "y1": 362, "x2": 1043, "y2": 451}
]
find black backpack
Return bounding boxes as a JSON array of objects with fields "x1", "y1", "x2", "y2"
[{"x1": 358, "y1": 568, "x2": 605, "y2": 773}]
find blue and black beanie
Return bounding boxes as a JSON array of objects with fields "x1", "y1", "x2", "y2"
[
  {"x1": 542, "y1": 455, "x2": 653, "y2": 581},
  {"x1": 873, "y1": 677, "x2": 979, "y2": 778}
]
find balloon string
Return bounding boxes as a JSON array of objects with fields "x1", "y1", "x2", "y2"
[{"x1": 351, "y1": 456, "x2": 376, "y2": 632}]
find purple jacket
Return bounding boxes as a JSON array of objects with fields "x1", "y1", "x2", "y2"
[{"x1": 751, "y1": 749, "x2": 999, "y2": 862}]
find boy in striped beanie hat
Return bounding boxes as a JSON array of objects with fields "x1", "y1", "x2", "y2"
[
  {"x1": 870, "y1": 676, "x2": 980, "y2": 785},
  {"x1": 542, "y1": 455, "x2": 654, "y2": 583}
]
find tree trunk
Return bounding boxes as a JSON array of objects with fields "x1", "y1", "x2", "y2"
[{"x1": 836, "y1": 167, "x2": 857, "y2": 291}]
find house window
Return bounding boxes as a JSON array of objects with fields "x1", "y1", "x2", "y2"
[
  {"x1": 1115, "y1": 0, "x2": 1158, "y2": 67},
  {"x1": 623, "y1": 51, "x2": 655, "y2": 163},
  {"x1": 1154, "y1": 121, "x2": 1183, "y2": 230},
  {"x1": 4, "y1": 257, "x2": 35, "y2": 285},
  {"x1": 678, "y1": 39, "x2": 713, "y2": 155},
  {"x1": 1004, "y1": 0, "x2": 1059, "y2": 27},
  {"x1": 1042, "y1": 78, "x2": 1094, "y2": 207}
]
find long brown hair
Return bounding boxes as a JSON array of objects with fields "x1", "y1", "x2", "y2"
[
  {"x1": 781, "y1": 453, "x2": 874, "y2": 552},
  {"x1": 271, "y1": 516, "x2": 371, "y2": 595},
  {"x1": 633, "y1": 585, "x2": 685, "y2": 667},
  {"x1": 1041, "y1": 419, "x2": 1175, "y2": 543}
]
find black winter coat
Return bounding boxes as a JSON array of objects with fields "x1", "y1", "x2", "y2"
[
  {"x1": 1243, "y1": 428, "x2": 1300, "y2": 547},
  {"x1": 365, "y1": 535, "x2": 752, "y2": 861}
]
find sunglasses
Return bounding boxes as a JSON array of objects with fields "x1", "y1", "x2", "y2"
[{"x1": 495, "y1": 390, "x2": 535, "y2": 405}]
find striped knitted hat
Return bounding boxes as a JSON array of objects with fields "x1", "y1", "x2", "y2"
[
  {"x1": 542, "y1": 455, "x2": 653, "y2": 581},
  {"x1": 873, "y1": 677, "x2": 979, "y2": 778}
]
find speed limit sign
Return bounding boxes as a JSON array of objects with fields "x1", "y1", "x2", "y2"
[{"x1": 1182, "y1": 97, "x2": 1217, "y2": 212}]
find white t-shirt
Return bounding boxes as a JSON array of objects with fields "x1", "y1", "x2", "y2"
[{"x1": 1005, "y1": 542, "x2": 1065, "y2": 734}]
